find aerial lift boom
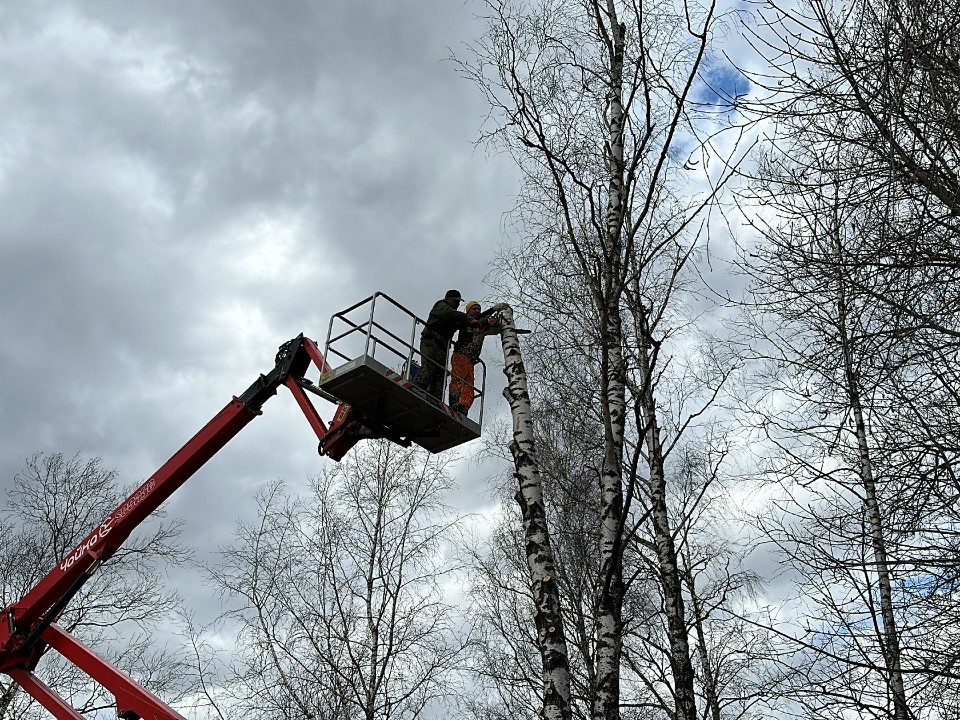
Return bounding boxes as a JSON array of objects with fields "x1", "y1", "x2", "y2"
[
  {"x1": 0, "y1": 291, "x2": 489, "y2": 720},
  {"x1": 0, "y1": 335, "x2": 376, "y2": 720}
]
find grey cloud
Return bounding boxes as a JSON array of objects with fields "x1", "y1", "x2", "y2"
[{"x1": 0, "y1": 0, "x2": 517, "y2": 592}]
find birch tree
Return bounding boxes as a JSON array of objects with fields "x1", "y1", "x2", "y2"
[
  {"x1": 739, "y1": 145, "x2": 960, "y2": 718},
  {"x1": 461, "y1": 1, "x2": 741, "y2": 717},
  {"x1": 204, "y1": 441, "x2": 468, "y2": 720},
  {"x1": 739, "y1": 0, "x2": 960, "y2": 705},
  {"x1": 495, "y1": 304, "x2": 574, "y2": 720},
  {"x1": 467, "y1": 349, "x2": 771, "y2": 720},
  {"x1": 467, "y1": 356, "x2": 632, "y2": 720}
]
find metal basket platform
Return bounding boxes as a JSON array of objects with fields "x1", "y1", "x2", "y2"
[{"x1": 318, "y1": 292, "x2": 486, "y2": 453}]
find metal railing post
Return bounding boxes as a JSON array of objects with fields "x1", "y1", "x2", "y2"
[
  {"x1": 324, "y1": 312, "x2": 339, "y2": 362},
  {"x1": 363, "y1": 295, "x2": 378, "y2": 359},
  {"x1": 406, "y1": 317, "x2": 419, "y2": 379},
  {"x1": 443, "y1": 342, "x2": 450, "y2": 406},
  {"x1": 478, "y1": 361, "x2": 486, "y2": 426}
]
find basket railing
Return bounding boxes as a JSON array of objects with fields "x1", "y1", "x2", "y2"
[{"x1": 323, "y1": 292, "x2": 486, "y2": 424}]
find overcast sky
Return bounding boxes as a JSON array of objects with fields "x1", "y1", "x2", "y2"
[
  {"x1": 0, "y1": 5, "x2": 790, "y2": 712},
  {"x1": 1, "y1": 0, "x2": 523, "y2": 626}
]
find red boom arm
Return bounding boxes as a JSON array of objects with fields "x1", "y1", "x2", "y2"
[{"x1": 0, "y1": 335, "x2": 363, "y2": 720}]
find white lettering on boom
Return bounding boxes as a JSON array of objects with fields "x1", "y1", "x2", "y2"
[{"x1": 58, "y1": 478, "x2": 158, "y2": 573}]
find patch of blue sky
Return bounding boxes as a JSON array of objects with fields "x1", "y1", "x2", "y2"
[
  {"x1": 697, "y1": 60, "x2": 750, "y2": 111},
  {"x1": 899, "y1": 571, "x2": 958, "y2": 598}
]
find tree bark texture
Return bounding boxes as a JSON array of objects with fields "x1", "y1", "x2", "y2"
[
  {"x1": 637, "y1": 317, "x2": 698, "y2": 720},
  {"x1": 682, "y1": 557, "x2": 723, "y2": 720},
  {"x1": 595, "y1": 309, "x2": 627, "y2": 720},
  {"x1": 497, "y1": 305, "x2": 574, "y2": 720},
  {"x1": 836, "y1": 273, "x2": 911, "y2": 720},
  {"x1": 594, "y1": 5, "x2": 629, "y2": 719}
]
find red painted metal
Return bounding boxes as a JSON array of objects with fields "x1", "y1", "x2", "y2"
[
  {"x1": 6, "y1": 399, "x2": 257, "y2": 634},
  {"x1": 43, "y1": 623, "x2": 189, "y2": 720},
  {"x1": 6, "y1": 668, "x2": 86, "y2": 720},
  {"x1": 302, "y1": 336, "x2": 332, "y2": 373},
  {"x1": 284, "y1": 376, "x2": 330, "y2": 439},
  {"x1": 0, "y1": 334, "x2": 362, "y2": 720},
  {"x1": 318, "y1": 401, "x2": 366, "y2": 462}
]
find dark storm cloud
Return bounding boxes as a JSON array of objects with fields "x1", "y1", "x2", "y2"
[{"x1": 0, "y1": 0, "x2": 518, "y2": 609}]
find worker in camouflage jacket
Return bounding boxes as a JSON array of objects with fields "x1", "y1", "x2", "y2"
[
  {"x1": 414, "y1": 290, "x2": 481, "y2": 399},
  {"x1": 448, "y1": 300, "x2": 498, "y2": 415}
]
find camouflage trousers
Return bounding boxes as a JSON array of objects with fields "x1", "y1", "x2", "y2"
[{"x1": 415, "y1": 333, "x2": 448, "y2": 399}]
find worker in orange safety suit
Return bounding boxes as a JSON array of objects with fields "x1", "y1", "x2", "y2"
[{"x1": 448, "y1": 301, "x2": 499, "y2": 415}]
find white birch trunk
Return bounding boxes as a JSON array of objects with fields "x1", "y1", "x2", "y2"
[
  {"x1": 836, "y1": 289, "x2": 910, "y2": 720},
  {"x1": 595, "y1": 311, "x2": 626, "y2": 720},
  {"x1": 851, "y1": 393, "x2": 910, "y2": 720},
  {"x1": 637, "y1": 319, "x2": 698, "y2": 720},
  {"x1": 683, "y1": 558, "x2": 723, "y2": 720},
  {"x1": 493, "y1": 304, "x2": 573, "y2": 720},
  {"x1": 594, "y1": 4, "x2": 628, "y2": 717},
  {"x1": 0, "y1": 683, "x2": 17, "y2": 720}
]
